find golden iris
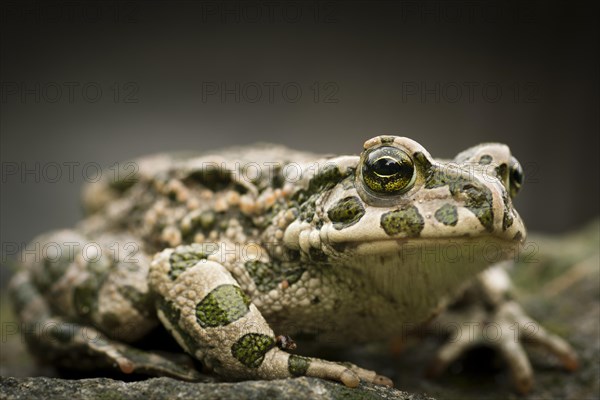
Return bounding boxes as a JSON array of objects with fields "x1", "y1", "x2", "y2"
[{"x1": 362, "y1": 146, "x2": 415, "y2": 194}]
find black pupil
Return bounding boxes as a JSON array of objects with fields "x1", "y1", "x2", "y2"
[
  {"x1": 373, "y1": 157, "x2": 401, "y2": 176},
  {"x1": 511, "y1": 165, "x2": 523, "y2": 185}
]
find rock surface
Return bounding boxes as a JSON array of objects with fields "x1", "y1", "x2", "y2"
[
  {"x1": 0, "y1": 376, "x2": 433, "y2": 400},
  {"x1": 1, "y1": 220, "x2": 598, "y2": 399}
]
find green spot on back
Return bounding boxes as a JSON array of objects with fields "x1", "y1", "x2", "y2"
[
  {"x1": 292, "y1": 164, "x2": 346, "y2": 224},
  {"x1": 245, "y1": 260, "x2": 305, "y2": 292},
  {"x1": 231, "y1": 333, "x2": 275, "y2": 368},
  {"x1": 288, "y1": 355, "x2": 311, "y2": 376},
  {"x1": 307, "y1": 164, "x2": 343, "y2": 194},
  {"x1": 381, "y1": 205, "x2": 424, "y2": 237},
  {"x1": 196, "y1": 284, "x2": 251, "y2": 328},
  {"x1": 327, "y1": 196, "x2": 365, "y2": 230},
  {"x1": 434, "y1": 204, "x2": 458, "y2": 226},
  {"x1": 169, "y1": 245, "x2": 210, "y2": 280},
  {"x1": 296, "y1": 195, "x2": 317, "y2": 223}
]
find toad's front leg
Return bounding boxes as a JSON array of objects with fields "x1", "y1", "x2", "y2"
[
  {"x1": 426, "y1": 264, "x2": 578, "y2": 394},
  {"x1": 149, "y1": 245, "x2": 392, "y2": 387}
]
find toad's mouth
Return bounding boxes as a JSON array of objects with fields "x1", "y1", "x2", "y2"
[
  {"x1": 284, "y1": 215, "x2": 525, "y2": 261},
  {"x1": 325, "y1": 235, "x2": 523, "y2": 263}
]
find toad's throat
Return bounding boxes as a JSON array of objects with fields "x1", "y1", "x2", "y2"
[{"x1": 340, "y1": 238, "x2": 519, "y2": 321}]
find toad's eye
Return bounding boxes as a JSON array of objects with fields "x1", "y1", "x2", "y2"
[
  {"x1": 509, "y1": 156, "x2": 524, "y2": 198},
  {"x1": 362, "y1": 146, "x2": 415, "y2": 195}
]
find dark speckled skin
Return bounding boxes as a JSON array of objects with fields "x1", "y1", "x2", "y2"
[
  {"x1": 380, "y1": 205, "x2": 425, "y2": 236},
  {"x1": 327, "y1": 196, "x2": 365, "y2": 229},
  {"x1": 434, "y1": 204, "x2": 459, "y2": 226},
  {"x1": 195, "y1": 285, "x2": 251, "y2": 328},
  {"x1": 231, "y1": 333, "x2": 276, "y2": 369}
]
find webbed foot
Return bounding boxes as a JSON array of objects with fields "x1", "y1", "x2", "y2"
[{"x1": 427, "y1": 300, "x2": 578, "y2": 394}]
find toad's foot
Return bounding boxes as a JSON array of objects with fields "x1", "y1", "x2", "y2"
[
  {"x1": 272, "y1": 354, "x2": 393, "y2": 388},
  {"x1": 426, "y1": 300, "x2": 578, "y2": 394},
  {"x1": 343, "y1": 361, "x2": 394, "y2": 387}
]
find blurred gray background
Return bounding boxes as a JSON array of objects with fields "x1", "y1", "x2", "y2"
[{"x1": 1, "y1": 0, "x2": 599, "y2": 278}]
